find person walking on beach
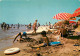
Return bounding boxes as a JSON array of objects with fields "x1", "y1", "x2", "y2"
[
  {"x1": 13, "y1": 32, "x2": 27, "y2": 43},
  {"x1": 6, "y1": 24, "x2": 9, "y2": 30},
  {"x1": 32, "y1": 20, "x2": 37, "y2": 34}
]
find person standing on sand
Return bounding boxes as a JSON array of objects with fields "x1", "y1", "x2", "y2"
[
  {"x1": 32, "y1": 20, "x2": 37, "y2": 34},
  {"x1": 60, "y1": 25, "x2": 67, "y2": 38},
  {"x1": 3, "y1": 22, "x2": 7, "y2": 31},
  {"x1": 1, "y1": 23, "x2": 3, "y2": 29},
  {"x1": 6, "y1": 24, "x2": 9, "y2": 30}
]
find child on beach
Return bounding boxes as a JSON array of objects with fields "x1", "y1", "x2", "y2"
[
  {"x1": 13, "y1": 32, "x2": 27, "y2": 43},
  {"x1": 41, "y1": 31, "x2": 49, "y2": 46},
  {"x1": 32, "y1": 31, "x2": 50, "y2": 47}
]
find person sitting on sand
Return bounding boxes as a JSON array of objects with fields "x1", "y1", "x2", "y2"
[
  {"x1": 32, "y1": 20, "x2": 37, "y2": 34},
  {"x1": 13, "y1": 32, "x2": 27, "y2": 43},
  {"x1": 32, "y1": 31, "x2": 49, "y2": 48},
  {"x1": 60, "y1": 25, "x2": 67, "y2": 37},
  {"x1": 41, "y1": 31, "x2": 49, "y2": 46}
]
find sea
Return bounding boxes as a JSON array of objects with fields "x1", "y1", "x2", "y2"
[{"x1": 0, "y1": 24, "x2": 27, "y2": 51}]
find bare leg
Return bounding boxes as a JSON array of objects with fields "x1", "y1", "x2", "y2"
[
  {"x1": 20, "y1": 35, "x2": 23, "y2": 41},
  {"x1": 32, "y1": 29, "x2": 36, "y2": 34}
]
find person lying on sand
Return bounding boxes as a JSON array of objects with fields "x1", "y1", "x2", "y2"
[{"x1": 13, "y1": 32, "x2": 27, "y2": 43}]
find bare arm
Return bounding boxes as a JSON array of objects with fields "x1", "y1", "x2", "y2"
[{"x1": 13, "y1": 33, "x2": 20, "y2": 43}]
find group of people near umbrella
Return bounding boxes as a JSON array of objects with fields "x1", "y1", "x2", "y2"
[{"x1": 13, "y1": 7, "x2": 80, "y2": 47}]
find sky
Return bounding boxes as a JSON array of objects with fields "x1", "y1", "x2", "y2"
[{"x1": 0, "y1": 0, "x2": 80, "y2": 25}]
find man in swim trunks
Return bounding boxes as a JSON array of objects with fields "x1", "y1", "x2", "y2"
[
  {"x1": 13, "y1": 32, "x2": 27, "y2": 43},
  {"x1": 32, "y1": 20, "x2": 37, "y2": 34},
  {"x1": 32, "y1": 31, "x2": 49, "y2": 48}
]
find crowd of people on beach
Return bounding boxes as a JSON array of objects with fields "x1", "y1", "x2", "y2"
[
  {"x1": 1, "y1": 22, "x2": 10, "y2": 30},
  {"x1": 1, "y1": 19, "x2": 80, "y2": 49},
  {"x1": 0, "y1": 22, "x2": 22, "y2": 31},
  {"x1": 13, "y1": 19, "x2": 54, "y2": 46},
  {"x1": 1, "y1": 19, "x2": 80, "y2": 56},
  {"x1": 1, "y1": 19, "x2": 80, "y2": 46},
  {"x1": 12, "y1": 19, "x2": 80, "y2": 48}
]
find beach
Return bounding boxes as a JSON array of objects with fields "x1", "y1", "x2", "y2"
[
  {"x1": 0, "y1": 0, "x2": 80, "y2": 56},
  {"x1": 0, "y1": 25, "x2": 80, "y2": 56}
]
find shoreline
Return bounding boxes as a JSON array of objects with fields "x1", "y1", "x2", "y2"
[
  {"x1": 0, "y1": 33, "x2": 80, "y2": 56},
  {"x1": 0, "y1": 24, "x2": 80, "y2": 56}
]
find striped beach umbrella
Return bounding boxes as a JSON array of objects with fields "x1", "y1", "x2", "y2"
[
  {"x1": 53, "y1": 13, "x2": 72, "y2": 20},
  {"x1": 74, "y1": 7, "x2": 80, "y2": 12},
  {"x1": 72, "y1": 7, "x2": 80, "y2": 17}
]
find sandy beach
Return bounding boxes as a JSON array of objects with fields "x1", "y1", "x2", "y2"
[
  {"x1": 0, "y1": 33, "x2": 80, "y2": 56},
  {"x1": 0, "y1": 22, "x2": 80, "y2": 56},
  {"x1": 0, "y1": 0, "x2": 80, "y2": 56}
]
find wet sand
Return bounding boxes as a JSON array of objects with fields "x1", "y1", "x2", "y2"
[{"x1": 0, "y1": 25, "x2": 27, "y2": 51}]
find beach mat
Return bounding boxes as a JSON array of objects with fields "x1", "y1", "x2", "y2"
[
  {"x1": 32, "y1": 42, "x2": 61, "y2": 48},
  {"x1": 49, "y1": 41, "x2": 61, "y2": 46}
]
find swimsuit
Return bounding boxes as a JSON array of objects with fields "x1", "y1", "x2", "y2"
[{"x1": 23, "y1": 32, "x2": 27, "y2": 36}]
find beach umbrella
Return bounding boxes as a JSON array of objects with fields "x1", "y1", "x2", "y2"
[
  {"x1": 69, "y1": 21, "x2": 76, "y2": 23},
  {"x1": 54, "y1": 21, "x2": 64, "y2": 27},
  {"x1": 53, "y1": 13, "x2": 73, "y2": 20},
  {"x1": 72, "y1": 7, "x2": 80, "y2": 17},
  {"x1": 53, "y1": 13, "x2": 76, "y2": 37},
  {"x1": 74, "y1": 7, "x2": 80, "y2": 12},
  {"x1": 69, "y1": 21, "x2": 76, "y2": 25}
]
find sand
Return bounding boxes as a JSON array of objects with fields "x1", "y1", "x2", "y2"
[
  {"x1": 75, "y1": 25, "x2": 80, "y2": 32},
  {"x1": 0, "y1": 33, "x2": 80, "y2": 56}
]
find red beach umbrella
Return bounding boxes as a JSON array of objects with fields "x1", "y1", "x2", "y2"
[
  {"x1": 53, "y1": 13, "x2": 72, "y2": 20},
  {"x1": 72, "y1": 7, "x2": 80, "y2": 17},
  {"x1": 74, "y1": 7, "x2": 80, "y2": 12},
  {"x1": 69, "y1": 21, "x2": 76, "y2": 23}
]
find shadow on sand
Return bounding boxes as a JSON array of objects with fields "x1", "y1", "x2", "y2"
[{"x1": 65, "y1": 36, "x2": 80, "y2": 39}]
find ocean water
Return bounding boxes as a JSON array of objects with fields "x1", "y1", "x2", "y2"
[{"x1": 0, "y1": 25, "x2": 27, "y2": 51}]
